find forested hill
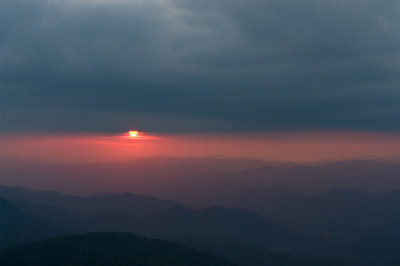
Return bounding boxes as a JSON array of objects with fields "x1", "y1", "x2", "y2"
[{"x1": 0, "y1": 232, "x2": 237, "y2": 266}]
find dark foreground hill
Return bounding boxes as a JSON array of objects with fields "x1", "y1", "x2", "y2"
[{"x1": 0, "y1": 232, "x2": 237, "y2": 266}]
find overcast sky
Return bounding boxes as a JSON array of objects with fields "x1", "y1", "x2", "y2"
[{"x1": 1, "y1": 0, "x2": 400, "y2": 133}]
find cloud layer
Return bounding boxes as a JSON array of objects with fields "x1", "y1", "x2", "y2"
[{"x1": 1, "y1": 0, "x2": 400, "y2": 132}]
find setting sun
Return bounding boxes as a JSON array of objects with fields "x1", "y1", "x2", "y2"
[{"x1": 129, "y1": 130, "x2": 139, "y2": 137}]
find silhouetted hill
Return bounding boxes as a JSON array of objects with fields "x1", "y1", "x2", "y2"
[
  {"x1": 0, "y1": 186, "x2": 184, "y2": 217},
  {"x1": 143, "y1": 206, "x2": 287, "y2": 244},
  {"x1": 52, "y1": 204, "x2": 318, "y2": 265},
  {"x1": 0, "y1": 198, "x2": 69, "y2": 247},
  {"x1": 222, "y1": 160, "x2": 400, "y2": 194},
  {"x1": 0, "y1": 186, "x2": 313, "y2": 264},
  {"x1": 307, "y1": 234, "x2": 400, "y2": 266},
  {"x1": 214, "y1": 187, "x2": 400, "y2": 242},
  {"x1": 0, "y1": 232, "x2": 237, "y2": 266},
  {"x1": 5, "y1": 185, "x2": 400, "y2": 265},
  {"x1": 75, "y1": 205, "x2": 296, "y2": 246},
  {"x1": 0, "y1": 157, "x2": 268, "y2": 201},
  {"x1": 297, "y1": 190, "x2": 400, "y2": 242},
  {"x1": 209, "y1": 187, "x2": 307, "y2": 217},
  {"x1": 3, "y1": 158, "x2": 400, "y2": 204},
  {"x1": 180, "y1": 237, "x2": 334, "y2": 266}
]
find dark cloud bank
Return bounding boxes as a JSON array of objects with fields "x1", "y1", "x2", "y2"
[{"x1": 1, "y1": 0, "x2": 400, "y2": 133}]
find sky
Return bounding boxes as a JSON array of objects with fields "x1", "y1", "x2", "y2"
[{"x1": 1, "y1": 0, "x2": 400, "y2": 162}]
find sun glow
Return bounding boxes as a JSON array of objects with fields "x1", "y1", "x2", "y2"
[{"x1": 129, "y1": 130, "x2": 139, "y2": 137}]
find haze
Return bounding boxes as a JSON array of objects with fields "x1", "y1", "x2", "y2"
[{"x1": 2, "y1": 131, "x2": 400, "y2": 164}]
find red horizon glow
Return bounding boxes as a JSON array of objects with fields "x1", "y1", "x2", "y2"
[{"x1": 1, "y1": 131, "x2": 400, "y2": 164}]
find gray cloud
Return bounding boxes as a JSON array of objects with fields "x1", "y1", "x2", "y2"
[{"x1": 1, "y1": 0, "x2": 400, "y2": 133}]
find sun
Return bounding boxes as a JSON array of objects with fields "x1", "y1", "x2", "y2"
[{"x1": 129, "y1": 130, "x2": 139, "y2": 137}]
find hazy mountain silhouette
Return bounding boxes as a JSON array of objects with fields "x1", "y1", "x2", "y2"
[
  {"x1": 219, "y1": 160, "x2": 400, "y2": 195},
  {"x1": 0, "y1": 185, "x2": 184, "y2": 217},
  {"x1": 0, "y1": 198, "x2": 69, "y2": 247},
  {"x1": 180, "y1": 237, "x2": 335, "y2": 266},
  {"x1": 0, "y1": 157, "x2": 268, "y2": 201},
  {"x1": 0, "y1": 185, "x2": 293, "y2": 247},
  {"x1": 306, "y1": 234, "x2": 400, "y2": 266},
  {"x1": 0, "y1": 186, "x2": 318, "y2": 265},
  {"x1": 208, "y1": 186, "x2": 307, "y2": 216},
  {"x1": 139, "y1": 206, "x2": 290, "y2": 244},
  {"x1": 0, "y1": 185, "x2": 297, "y2": 232},
  {"x1": 0, "y1": 232, "x2": 237, "y2": 266},
  {"x1": 71, "y1": 205, "x2": 299, "y2": 247},
  {"x1": 2, "y1": 184, "x2": 400, "y2": 265},
  {"x1": 0, "y1": 198, "x2": 330, "y2": 266},
  {"x1": 213, "y1": 187, "x2": 400, "y2": 242},
  {"x1": 2, "y1": 158, "x2": 400, "y2": 205}
]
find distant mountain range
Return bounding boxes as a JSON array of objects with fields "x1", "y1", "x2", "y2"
[
  {"x1": 0, "y1": 186, "x2": 292, "y2": 244},
  {"x1": 2, "y1": 158, "x2": 400, "y2": 205},
  {"x1": 304, "y1": 234, "x2": 400, "y2": 266},
  {"x1": 0, "y1": 157, "x2": 268, "y2": 200},
  {"x1": 1, "y1": 156, "x2": 400, "y2": 266},
  {"x1": 3, "y1": 184, "x2": 400, "y2": 265},
  {"x1": 211, "y1": 187, "x2": 400, "y2": 242},
  {"x1": 0, "y1": 186, "x2": 325, "y2": 265},
  {"x1": 209, "y1": 159, "x2": 400, "y2": 197},
  {"x1": 0, "y1": 185, "x2": 184, "y2": 217}
]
